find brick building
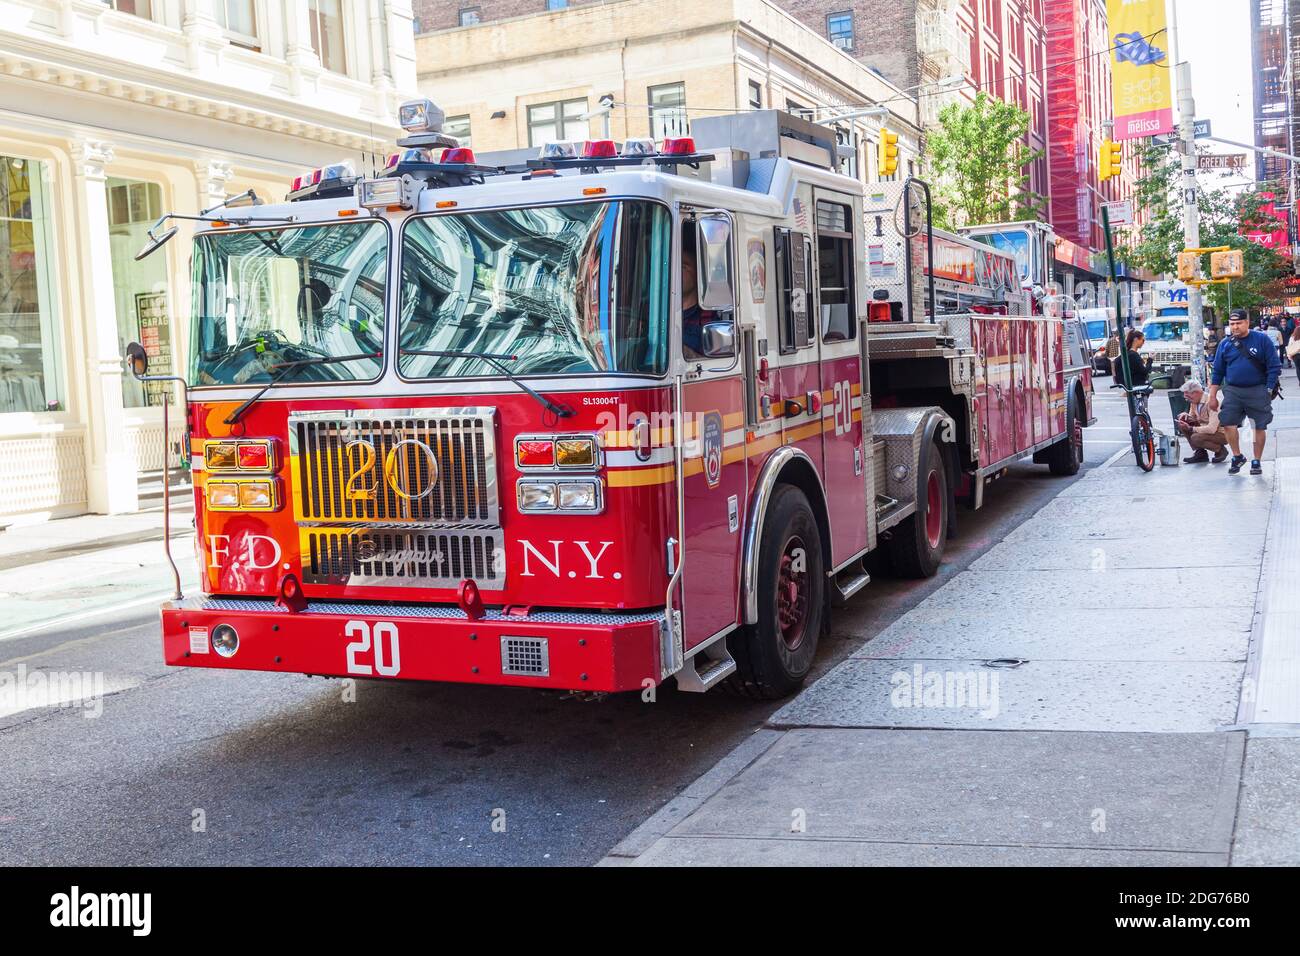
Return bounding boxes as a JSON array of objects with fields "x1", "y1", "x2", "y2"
[
  {"x1": 1043, "y1": 0, "x2": 1135, "y2": 254},
  {"x1": 412, "y1": 0, "x2": 922, "y2": 185}
]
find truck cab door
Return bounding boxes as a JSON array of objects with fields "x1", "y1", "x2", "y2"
[{"x1": 678, "y1": 210, "x2": 747, "y2": 653}]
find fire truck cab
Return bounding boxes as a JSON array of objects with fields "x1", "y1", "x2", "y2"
[{"x1": 129, "y1": 104, "x2": 1091, "y2": 700}]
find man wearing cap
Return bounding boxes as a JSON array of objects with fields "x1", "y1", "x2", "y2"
[
  {"x1": 1208, "y1": 309, "x2": 1281, "y2": 476},
  {"x1": 1176, "y1": 379, "x2": 1228, "y2": 464}
]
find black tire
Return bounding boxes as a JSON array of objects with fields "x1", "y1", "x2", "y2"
[
  {"x1": 884, "y1": 438, "x2": 948, "y2": 579},
  {"x1": 727, "y1": 485, "x2": 825, "y2": 700},
  {"x1": 1047, "y1": 391, "x2": 1083, "y2": 476},
  {"x1": 1133, "y1": 413, "x2": 1156, "y2": 472}
]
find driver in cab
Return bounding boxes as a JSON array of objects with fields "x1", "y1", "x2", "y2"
[{"x1": 681, "y1": 225, "x2": 716, "y2": 361}]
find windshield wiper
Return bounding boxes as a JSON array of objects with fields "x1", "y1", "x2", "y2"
[
  {"x1": 399, "y1": 348, "x2": 574, "y2": 419},
  {"x1": 224, "y1": 352, "x2": 379, "y2": 425}
]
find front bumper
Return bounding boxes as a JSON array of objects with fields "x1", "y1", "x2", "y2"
[{"x1": 162, "y1": 597, "x2": 667, "y2": 693}]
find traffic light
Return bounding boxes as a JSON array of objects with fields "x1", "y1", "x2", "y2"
[
  {"x1": 878, "y1": 128, "x2": 899, "y2": 178},
  {"x1": 1099, "y1": 139, "x2": 1122, "y2": 181},
  {"x1": 1210, "y1": 249, "x2": 1245, "y2": 279},
  {"x1": 1176, "y1": 250, "x2": 1201, "y2": 282}
]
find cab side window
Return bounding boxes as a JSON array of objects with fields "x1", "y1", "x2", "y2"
[{"x1": 816, "y1": 200, "x2": 856, "y2": 343}]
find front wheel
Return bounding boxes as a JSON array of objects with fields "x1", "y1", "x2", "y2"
[
  {"x1": 1132, "y1": 413, "x2": 1156, "y2": 472},
  {"x1": 727, "y1": 485, "x2": 825, "y2": 700}
]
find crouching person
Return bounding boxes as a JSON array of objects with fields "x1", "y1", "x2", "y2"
[{"x1": 1177, "y1": 379, "x2": 1228, "y2": 464}]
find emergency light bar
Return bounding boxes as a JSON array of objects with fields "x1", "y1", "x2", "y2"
[
  {"x1": 288, "y1": 161, "x2": 360, "y2": 202},
  {"x1": 530, "y1": 137, "x2": 715, "y2": 171}
]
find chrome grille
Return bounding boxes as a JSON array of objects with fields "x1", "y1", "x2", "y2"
[
  {"x1": 302, "y1": 528, "x2": 505, "y2": 589},
  {"x1": 290, "y1": 409, "x2": 497, "y2": 528},
  {"x1": 501, "y1": 636, "x2": 549, "y2": 677}
]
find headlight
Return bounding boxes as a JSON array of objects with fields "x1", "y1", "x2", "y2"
[
  {"x1": 238, "y1": 481, "x2": 274, "y2": 509},
  {"x1": 517, "y1": 480, "x2": 557, "y2": 511},
  {"x1": 557, "y1": 480, "x2": 600, "y2": 511},
  {"x1": 207, "y1": 482, "x2": 239, "y2": 508}
]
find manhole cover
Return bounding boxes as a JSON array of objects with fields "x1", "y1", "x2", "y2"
[{"x1": 984, "y1": 658, "x2": 1027, "y2": 669}]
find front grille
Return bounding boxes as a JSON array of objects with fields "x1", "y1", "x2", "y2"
[
  {"x1": 501, "y1": 636, "x2": 549, "y2": 677},
  {"x1": 302, "y1": 528, "x2": 505, "y2": 588},
  {"x1": 290, "y1": 409, "x2": 497, "y2": 527}
]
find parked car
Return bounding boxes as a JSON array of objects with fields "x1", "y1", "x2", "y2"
[{"x1": 1080, "y1": 308, "x2": 1116, "y2": 375}]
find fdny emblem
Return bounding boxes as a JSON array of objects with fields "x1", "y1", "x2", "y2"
[{"x1": 702, "y1": 411, "x2": 723, "y2": 488}]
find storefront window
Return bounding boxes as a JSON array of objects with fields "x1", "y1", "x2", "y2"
[
  {"x1": 106, "y1": 176, "x2": 172, "y2": 407},
  {"x1": 0, "y1": 155, "x2": 62, "y2": 414}
]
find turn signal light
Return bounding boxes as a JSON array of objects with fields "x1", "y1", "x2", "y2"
[
  {"x1": 206, "y1": 439, "x2": 273, "y2": 471},
  {"x1": 206, "y1": 442, "x2": 238, "y2": 470},
  {"x1": 556, "y1": 438, "x2": 596, "y2": 467}
]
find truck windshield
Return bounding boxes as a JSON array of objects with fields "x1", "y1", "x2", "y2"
[
  {"x1": 398, "y1": 200, "x2": 671, "y2": 379},
  {"x1": 189, "y1": 221, "x2": 386, "y2": 387}
]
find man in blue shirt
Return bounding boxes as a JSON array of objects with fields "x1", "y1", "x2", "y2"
[{"x1": 1208, "y1": 309, "x2": 1282, "y2": 475}]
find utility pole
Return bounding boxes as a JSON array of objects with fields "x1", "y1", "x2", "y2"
[{"x1": 1170, "y1": 3, "x2": 1207, "y2": 384}]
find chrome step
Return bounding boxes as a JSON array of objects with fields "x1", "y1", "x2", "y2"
[
  {"x1": 832, "y1": 566, "x2": 871, "y2": 606},
  {"x1": 675, "y1": 637, "x2": 738, "y2": 693}
]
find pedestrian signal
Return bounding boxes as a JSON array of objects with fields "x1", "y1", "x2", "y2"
[
  {"x1": 1210, "y1": 250, "x2": 1244, "y2": 279},
  {"x1": 1176, "y1": 251, "x2": 1200, "y2": 281}
]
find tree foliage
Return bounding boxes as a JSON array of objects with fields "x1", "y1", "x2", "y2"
[
  {"x1": 925, "y1": 92, "x2": 1046, "y2": 230},
  {"x1": 1118, "y1": 143, "x2": 1292, "y2": 315}
]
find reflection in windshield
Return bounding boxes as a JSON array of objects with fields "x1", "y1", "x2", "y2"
[
  {"x1": 398, "y1": 200, "x2": 671, "y2": 378},
  {"x1": 189, "y1": 222, "x2": 386, "y2": 386},
  {"x1": 1140, "y1": 321, "x2": 1189, "y2": 342}
]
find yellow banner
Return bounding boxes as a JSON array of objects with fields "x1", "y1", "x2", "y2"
[{"x1": 1106, "y1": 0, "x2": 1174, "y2": 140}]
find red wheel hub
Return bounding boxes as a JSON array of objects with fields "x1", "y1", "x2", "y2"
[
  {"x1": 777, "y1": 535, "x2": 809, "y2": 651},
  {"x1": 924, "y1": 469, "x2": 942, "y2": 550}
]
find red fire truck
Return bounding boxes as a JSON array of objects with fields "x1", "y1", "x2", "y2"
[{"x1": 127, "y1": 106, "x2": 1093, "y2": 700}]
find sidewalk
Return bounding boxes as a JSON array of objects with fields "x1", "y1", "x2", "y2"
[
  {"x1": 605, "y1": 397, "x2": 1300, "y2": 866},
  {"x1": 0, "y1": 494, "x2": 195, "y2": 641}
]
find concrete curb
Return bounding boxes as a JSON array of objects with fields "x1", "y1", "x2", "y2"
[{"x1": 598, "y1": 728, "x2": 784, "y2": 864}]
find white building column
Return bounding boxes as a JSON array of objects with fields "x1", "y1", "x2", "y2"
[
  {"x1": 181, "y1": 0, "x2": 225, "y2": 72},
  {"x1": 194, "y1": 157, "x2": 235, "y2": 210},
  {"x1": 284, "y1": 1, "x2": 322, "y2": 97},
  {"x1": 71, "y1": 138, "x2": 139, "y2": 515}
]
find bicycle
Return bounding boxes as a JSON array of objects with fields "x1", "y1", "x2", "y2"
[{"x1": 1126, "y1": 384, "x2": 1157, "y2": 472}]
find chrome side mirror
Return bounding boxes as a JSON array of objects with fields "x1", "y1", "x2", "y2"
[
  {"x1": 135, "y1": 225, "x2": 178, "y2": 261},
  {"x1": 700, "y1": 320, "x2": 736, "y2": 358},
  {"x1": 125, "y1": 341, "x2": 149, "y2": 378},
  {"x1": 697, "y1": 214, "x2": 734, "y2": 312}
]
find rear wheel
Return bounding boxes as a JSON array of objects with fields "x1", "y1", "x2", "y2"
[
  {"x1": 727, "y1": 485, "x2": 825, "y2": 699},
  {"x1": 884, "y1": 438, "x2": 948, "y2": 578},
  {"x1": 1047, "y1": 391, "x2": 1083, "y2": 476}
]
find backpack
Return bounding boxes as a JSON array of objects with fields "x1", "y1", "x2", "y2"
[{"x1": 1232, "y1": 335, "x2": 1283, "y2": 400}]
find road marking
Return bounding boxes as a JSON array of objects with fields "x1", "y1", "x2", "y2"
[{"x1": 0, "y1": 591, "x2": 174, "y2": 643}]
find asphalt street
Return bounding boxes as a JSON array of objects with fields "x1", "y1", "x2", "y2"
[{"x1": 0, "y1": 386, "x2": 1130, "y2": 865}]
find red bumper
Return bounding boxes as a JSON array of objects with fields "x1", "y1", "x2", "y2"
[{"x1": 161, "y1": 598, "x2": 666, "y2": 693}]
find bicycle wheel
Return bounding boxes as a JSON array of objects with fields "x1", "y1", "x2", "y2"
[{"x1": 1132, "y1": 413, "x2": 1156, "y2": 472}]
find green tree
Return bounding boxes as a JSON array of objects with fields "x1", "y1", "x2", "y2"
[
  {"x1": 925, "y1": 92, "x2": 1045, "y2": 230},
  {"x1": 1119, "y1": 143, "x2": 1291, "y2": 315}
]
